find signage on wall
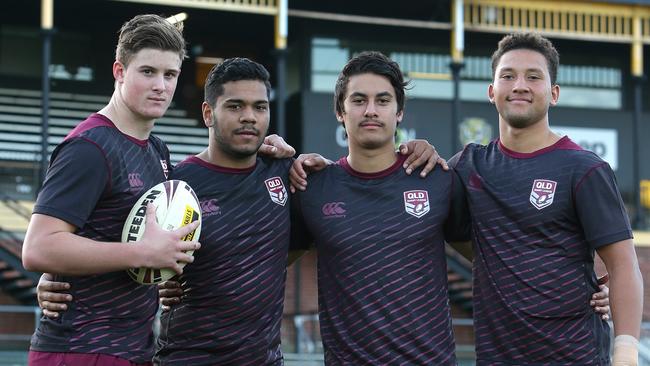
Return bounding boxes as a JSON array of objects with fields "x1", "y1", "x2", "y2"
[
  {"x1": 459, "y1": 117, "x2": 493, "y2": 146},
  {"x1": 552, "y1": 126, "x2": 618, "y2": 170}
]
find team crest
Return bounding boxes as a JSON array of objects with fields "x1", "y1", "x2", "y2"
[
  {"x1": 264, "y1": 177, "x2": 288, "y2": 206},
  {"x1": 530, "y1": 179, "x2": 557, "y2": 210},
  {"x1": 403, "y1": 190, "x2": 430, "y2": 218}
]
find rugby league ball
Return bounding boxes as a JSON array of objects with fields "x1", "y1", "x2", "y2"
[{"x1": 121, "y1": 179, "x2": 202, "y2": 284}]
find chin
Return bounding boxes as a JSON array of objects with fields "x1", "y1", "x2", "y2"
[
  {"x1": 504, "y1": 115, "x2": 536, "y2": 129},
  {"x1": 358, "y1": 139, "x2": 392, "y2": 150},
  {"x1": 226, "y1": 143, "x2": 261, "y2": 159},
  {"x1": 139, "y1": 109, "x2": 166, "y2": 120}
]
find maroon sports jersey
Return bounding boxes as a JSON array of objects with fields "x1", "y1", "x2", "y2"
[
  {"x1": 450, "y1": 136, "x2": 632, "y2": 365},
  {"x1": 292, "y1": 153, "x2": 468, "y2": 365},
  {"x1": 155, "y1": 156, "x2": 292, "y2": 366},
  {"x1": 30, "y1": 113, "x2": 170, "y2": 363}
]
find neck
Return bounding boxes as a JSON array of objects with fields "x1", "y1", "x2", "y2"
[
  {"x1": 99, "y1": 95, "x2": 154, "y2": 140},
  {"x1": 197, "y1": 145, "x2": 257, "y2": 170},
  {"x1": 346, "y1": 143, "x2": 397, "y2": 173},
  {"x1": 498, "y1": 117, "x2": 561, "y2": 153}
]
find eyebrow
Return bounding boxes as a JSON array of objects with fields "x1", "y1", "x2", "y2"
[
  {"x1": 137, "y1": 65, "x2": 181, "y2": 73},
  {"x1": 499, "y1": 67, "x2": 544, "y2": 74},
  {"x1": 223, "y1": 98, "x2": 269, "y2": 104},
  {"x1": 348, "y1": 91, "x2": 394, "y2": 98}
]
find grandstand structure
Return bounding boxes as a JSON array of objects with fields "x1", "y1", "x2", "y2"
[{"x1": 0, "y1": 0, "x2": 649, "y2": 364}]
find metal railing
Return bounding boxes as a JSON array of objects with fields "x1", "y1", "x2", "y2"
[{"x1": 0, "y1": 305, "x2": 39, "y2": 342}]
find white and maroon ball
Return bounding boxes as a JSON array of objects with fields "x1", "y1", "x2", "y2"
[{"x1": 121, "y1": 180, "x2": 201, "y2": 284}]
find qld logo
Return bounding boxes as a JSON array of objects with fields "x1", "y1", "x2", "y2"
[
  {"x1": 265, "y1": 177, "x2": 288, "y2": 206},
  {"x1": 403, "y1": 190, "x2": 430, "y2": 218},
  {"x1": 530, "y1": 179, "x2": 557, "y2": 210}
]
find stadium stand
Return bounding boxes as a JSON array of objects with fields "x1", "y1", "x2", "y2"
[{"x1": 0, "y1": 87, "x2": 207, "y2": 165}]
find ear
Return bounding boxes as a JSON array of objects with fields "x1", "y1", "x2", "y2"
[
  {"x1": 113, "y1": 61, "x2": 125, "y2": 83},
  {"x1": 336, "y1": 111, "x2": 344, "y2": 123},
  {"x1": 396, "y1": 110, "x2": 404, "y2": 123},
  {"x1": 202, "y1": 102, "x2": 214, "y2": 128},
  {"x1": 488, "y1": 84, "x2": 495, "y2": 104},
  {"x1": 549, "y1": 84, "x2": 560, "y2": 106}
]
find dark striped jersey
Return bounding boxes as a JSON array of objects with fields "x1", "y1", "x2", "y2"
[
  {"x1": 450, "y1": 137, "x2": 632, "y2": 366},
  {"x1": 30, "y1": 113, "x2": 171, "y2": 363},
  {"x1": 155, "y1": 155, "x2": 293, "y2": 366},
  {"x1": 292, "y1": 154, "x2": 468, "y2": 366}
]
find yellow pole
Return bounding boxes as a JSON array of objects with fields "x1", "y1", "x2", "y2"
[
  {"x1": 451, "y1": 0, "x2": 464, "y2": 63},
  {"x1": 41, "y1": 0, "x2": 53, "y2": 29},
  {"x1": 631, "y1": 15, "x2": 643, "y2": 77},
  {"x1": 275, "y1": 0, "x2": 287, "y2": 50}
]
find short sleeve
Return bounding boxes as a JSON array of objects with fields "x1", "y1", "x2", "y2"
[
  {"x1": 575, "y1": 163, "x2": 632, "y2": 249},
  {"x1": 33, "y1": 138, "x2": 110, "y2": 229},
  {"x1": 444, "y1": 169, "x2": 471, "y2": 242},
  {"x1": 447, "y1": 150, "x2": 464, "y2": 169},
  {"x1": 289, "y1": 191, "x2": 314, "y2": 251}
]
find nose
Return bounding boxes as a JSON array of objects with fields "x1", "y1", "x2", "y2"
[
  {"x1": 364, "y1": 102, "x2": 379, "y2": 118},
  {"x1": 240, "y1": 106, "x2": 257, "y2": 124},
  {"x1": 512, "y1": 76, "x2": 529, "y2": 92},
  {"x1": 152, "y1": 74, "x2": 165, "y2": 93}
]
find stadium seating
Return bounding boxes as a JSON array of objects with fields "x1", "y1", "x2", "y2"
[{"x1": 0, "y1": 87, "x2": 207, "y2": 165}]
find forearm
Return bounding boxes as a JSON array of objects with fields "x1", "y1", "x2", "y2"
[
  {"x1": 609, "y1": 266, "x2": 643, "y2": 338},
  {"x1": 23, "y1": 232, "x2": 144, "y2": 276}
]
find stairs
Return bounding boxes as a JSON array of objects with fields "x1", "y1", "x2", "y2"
[
  {"x1": 0, "y1": 87, "x2": 208, "y2": 165},
  {"x1": 0, "y1": 194, "x2": 35, "y2": 304},
  {"x1": 0, "y1": 230, "x2": 38, "y2": 305}
]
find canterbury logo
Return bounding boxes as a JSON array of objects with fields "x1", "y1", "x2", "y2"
[
  {"x1": 128, "y1": 173, "x2": 144, "y2": 188},
  {"x1": 322, "y1": 202, "x2": 346, "y2": 218},
  {"x1": 200, "y1": 199, "x2": 221, "y2": 217}
]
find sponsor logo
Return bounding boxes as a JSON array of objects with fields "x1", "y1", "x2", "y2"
[
  {"x1": 125, "y1": 189, "x2": 161, "y2": 242},
  {"x1": 530, "y1": 179, "x2": 557, "y2": 210},
  {"x1": 264, "y1": 177, "x2": 288, "y2": 206},
  {"x1": 403, "y1": 190, "x2": 430, "y2": 218},
  {"x1": 181, "y1": 205, "x2": 199, "y2": 241},
  {"x1": 322, "y1": 202, "x2": 346, "y2": 218},
  {"x1": 200, "y1": 199, "x2": 221, "y2": 217},
  {"x1": 160, "y1": 160, "x2": 169, "y2": 179},
  {"x1": 128, "y1": 173, "x2": 144, "y2": 189}
]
